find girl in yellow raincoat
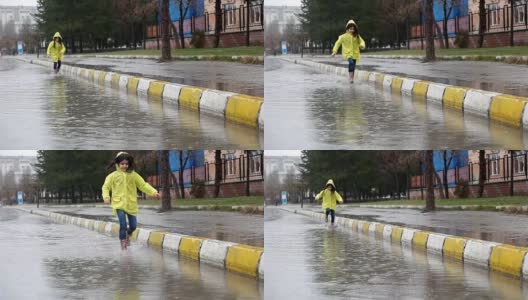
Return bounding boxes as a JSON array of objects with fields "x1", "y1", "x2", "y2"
[
  {"x1": 332, "y1": 20, "x2": 366, "y2": 83},
  {"x1": 315, "y1": 179, "x2": 343, "y2": 224},
  {"x1": 102, "y1": 152, "x2": 160, "y2": 250},
  {"x1": 46, "y1": 32, "x2": 66, "y2": 74}
]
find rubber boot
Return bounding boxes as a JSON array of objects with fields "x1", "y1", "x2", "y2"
[
  {"x1": 120, "y1": 240, "x2": 127, "y2": 250},
  {"x1": 125, "y1": 233, "x2": 131, "y2": 248}
]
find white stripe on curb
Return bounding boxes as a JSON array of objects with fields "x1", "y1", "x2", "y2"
[
  {"x1": 162, "y1": 84, "x2": 183, "y2": 103},
  {"x1": 427, "y1": 83, "x2": 447, "y2": 103},
  {"x1": 401, "y1": 79, "x2": 417, "y2": 95},
  {"x1": 200, "y1": 90, "x2": 235, "y2": 117},
  {"x1": 163, "y1": 233, "x2": 187, "y2": 253},
  {"x1": 401, "y1": 228, "x2": 417, "y2": 245},
  {"x1": 137, "y1": 228, "x2": 153, "y2": 244},
  {"x1": 200, "y1": 240, "x2": 236, "y2": 268},
  {"x1": 383, "y1": 225, "x2": 393, "y2": 240},
  {"x1": 464, "y1": 240, "x2": 500, "y2": 267},
  {"x1": 426, "y1": 233, "x2": 447, "y2": 253},
  {"x1": 463, "y1": 90, "x2": 499, "y2": 117}
]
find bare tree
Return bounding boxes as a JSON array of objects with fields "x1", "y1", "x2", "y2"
[
  {"x1": 161, "y1": 0, "x2": 172, "y2": 60},
  {"x1": 214, "y1": 0, "x2": 222, "y2": 47},
  {"x1": 173, "y1": 0, "x2": 195, "y2": 49},
  {"x1": 380, "y1": 0, "x2": 421, "y2": 49},
  {"x1": 478, "y1": 150, "x2": 486, "y2": 197},
  {"x1": 437, "y1": 0, "x2": 461, "y2": 49},
  {"x1": 424, "y1": 150, "x2": 436, "y2": 211},
  {"x1": 424, "y1": 0, "x2": 436, "y2": 61},
  {"x1": 478, "y1": 0, "x2": 486, "y2": 47},
  {"x1": 178, "y1": 151, "x2": 194, "y2": 199},
  {"x1": 214, "y1": 150, "x2": 222, "y2": 197},
  {"x1": 160, "y1": 150, "x2": 171, "y2": 211}
]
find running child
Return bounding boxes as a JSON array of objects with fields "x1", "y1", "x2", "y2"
[
  {"x1": 46, "y1": 32, "x2": 66, "y2": 74},
  {"x1": 331, "y1": 20, "x2": 366, "y2": 83},
  {"x1": 315, "y1": 179, "x2": 343, "y2": 224},
  {"x1": 102, "y1": 152, "x2": 160, "y2": 250}
]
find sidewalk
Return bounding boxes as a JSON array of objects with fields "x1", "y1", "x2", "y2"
[
  {"x1": 46, "y1": 55, "x2": 263, "y2": 97},
  {"x1": 296, "y1": 204, "x2": 528, "y2": 247},
  {"x1": 301, "y1": 55, "x2": 528, "y2": 97}
]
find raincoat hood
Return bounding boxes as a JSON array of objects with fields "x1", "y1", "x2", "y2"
[
  {"x1": 53, "y1": 32, "x2": 62, "y2": 40},
  {"x1": 326, "y1": 179, "x2": 336, "y2": 189},
  {"x1": 346, "y1": 20, "x2": 358, "y2": 30}
]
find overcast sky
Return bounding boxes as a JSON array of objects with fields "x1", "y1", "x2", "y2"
[
  {"x1": 265, "y1": 0, "x2": 300, "y2": 7},
  {"x1": 0, "y1": 0, "x2": 36, "y2": 6},
  {"x1": 0, "y1": 150, "x2": 38, "y2": 157},
  {"x1": 265, "y1": 150, "x2": 302, "y2": 157}
]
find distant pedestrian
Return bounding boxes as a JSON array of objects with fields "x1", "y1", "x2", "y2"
[
  {"x1": 102, "y1": 152, "x2": 160, "y2": 250},
  {"x1": 47, "y1": 32, "x2": 66, "y2": 74},
  {"x1": 331, "y1": 20, "x2": 366, "y2": 83},
  {"x1": 315, "y1": 179, "x2": 343, "y2": 224}
]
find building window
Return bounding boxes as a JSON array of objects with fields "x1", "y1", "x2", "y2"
[
  {"x1": 514, "y1": 2, "x2": 526, "y2": 24},
  {"x1": 488, "y1": 153, "x2": 500, "y2": 176},
  {"x1": 489, "y1": 4, "x2": 500, "y2": 26},
  {"x1": 514, "y1": 152, "x2": 526, "y2": 175},
  {"x1": 250, "y1": 5, "x2": 261, "y2": 24},
  {"x1": 224, "y1": 153, "x2": 236, "y2": 176},
  {"x1": 225, "y1": 4, "x2": 236, "y2": 26}
]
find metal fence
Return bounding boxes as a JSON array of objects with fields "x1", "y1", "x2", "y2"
[
  {"x1": 147, "y1": 2, "x2": 264, "y2": 39},
  {"x1": 411, "y1": 151, "x2": 528, "y2": 189},
  {"x1": 410, "y1": 2, "x2": 528, "y2": 39}
]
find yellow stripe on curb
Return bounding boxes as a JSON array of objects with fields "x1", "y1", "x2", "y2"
[
  {"x1": 98, "y1": 222, "x2": 106, "y2": 233},
  {"x1": 392, "y1": 77, "x2": 404, "y2": 93},
  {"x1": 391, "y1": 227, "x2": 404, "y2": 242},
  {"x1": 375, "y1": 224, "x2": 384, "y2": 236},
  {"x1": 352, "y1": 220, "x2": 359, "y2": 231},
  {"x1": 111, "y1": 224, "x2": 120, "y2": 237},
  {"x1": 87, "y1": 220, "x2": 95, "y2": 231},
  {"x1": 413, "y1": 231, "x2": 429, "y2": 249},
  {"x1": 490, "y1": 245, "x2": 527, "y2": 277},
  {"x1": 362, "y1": 222, "x2": 370, "y2": 234},
  {"x1": 443, "y1": 237, "x2": 467, "y2": 260},
  {"x1": 148, "y1": 81, "x2": 167, "y2": 98},
  {"x1": 99, "y1": 72, "x2": 107, "y2": 83},
  {"x1": 443, "y1": 87, "x2": 467, "y2": 110},
  {"x1": 226, "y1": 245, "x2": 263, "y2": 277},
  {"x1": 88, "y1": 70, "x2": 95, "y2": 81},
  {"x1": 130, "y1": 229, "x2": 140, "y2": 241},
  {"x1": 375, "y1": 74, "x2": 384, "y2": 85},
  {"x1": 179, "y1": 87, "x2": 204, "y2": 110},
  {"x1": 361, "y1": 72, "x2": 370, "y2": 81},
  {"x1": 413, "y1": 81, "x2": 429, "y2": 97},
  {"x1": 148, "y1": 232, "x2": 166, "y2": 248},
  {"x1": 179, "y1": 236, "x2": 206, "y2": 260},
  {"x1": 127, "y1": 77, "x2": 140, "y2": 93},
  {"x1": 226, "y1": 95, "x2": 263, "y2": 127},
  {"x1": 111, "y1": 74, "x2": 120, "y2": 87},
  {"x1": 489, "y1": 94, "x2": 527, "y2": 127}
]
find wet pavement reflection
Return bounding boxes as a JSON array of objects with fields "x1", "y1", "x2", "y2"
[
  {"x1": 0, "y1": 207, "x2": 262, "y2": 299},
  {"x1": 265, "y1": 207, "x2": 528, "y2": 300},
  {"x1": 67, "y1": 56, "x2": 264, "y2": 97},
  {"x1": 0, "y1": 58, "x2": 262, "y2": 149},
  {"x1": 264, "y1": 57, "x2": 527, "y2": 149},
  {"x1": 48, "y1": 206, "x2": 263, "y2": 247},
  {"x1": 302, "y1": 205, "x2": 528, "y2": 247}
]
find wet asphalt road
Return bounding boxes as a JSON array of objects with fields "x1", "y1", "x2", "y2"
[
  {"x1": 0, "y1": 207, "x2": 262, "y2": 300},
  {"x1": 300, "y1": 204, "x2": 528, "y2": 247},
  {"x1": 0, "y1": 57, "x2": 262, "y2": 149},
  {"x1": 46, "y1": 206, "x2": 263, "y2": 247},
  {"x1": 264, "y1": 57, "x2": 528, "y2": 150},
  {"x1": 66, "y1": 56, "x2": 264, "y2": 97},
  {"x1": 265, "y1": 207, "x2": 528, "y2": 300}
]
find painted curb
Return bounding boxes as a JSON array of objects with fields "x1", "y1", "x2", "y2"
[
  {"x1": 20, "y1": 57, "x2": 263, "y2": 129},
  {"x1": 287, "y1": 58, "x2": 528, "y2": 129},
  {"x1": 67, "y1": 54, "x2": 264, "y2": 64},
  {"x1": 12, "y1": 207, "x2": 263, "y2": 280},
  {"x1": 283, "y1": 207, "x2": 528, "y2": 280}
]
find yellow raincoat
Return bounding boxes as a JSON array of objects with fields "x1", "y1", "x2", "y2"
[
  {"x1": 332, "y1": 20, "x2": 366, "y2": 62},
  {"x1": 102, "y1": 166, "x2": 158, "y2": 216},
  {"x1": 315, "y1": 179, "x2": 343, "y2": 211},
  {"x1": 47, "y1": 32, "x2": 66, "y2": 62}
]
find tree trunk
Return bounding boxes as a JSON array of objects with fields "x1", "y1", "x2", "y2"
[
  {"x1": 424, "y1": 0, "x2": 436, "y2": 61},
  {"x1": 214, "y1": 150, "x2": 222, "y2": 197},
  {"x1": 161, "y1": 0, "x2": 172, "y2": 60},
  {"x1": 160, "y1": 150, "x2": 172, "y2": 211},
  {"x1": 478, "y1": 0, "x2": 486, "y2": 47},
  {"x1": 443, "y1": 151, "x2": 449, "y2": 199},
  {"x1": 179, "y1": 151, "x2": 186, "y2": 199},
  {"x1": 443, "y1": 1, "x2": 449, "y2": 49},
  {"x1": 214, "y1": 0, "x2": 222, "y2": 48},
  {"x1": 510, "y1": 0, "x2": 515, "y2": 46},
  {"x1": 179, "y1": 19, "x2": 185, "y2": 49},
  {"x1": 424, "y1": 150, "x2": 436, "y2": 211},
  {"x1": 478, "y1": 150, "x2": 486, "y2": 197}
]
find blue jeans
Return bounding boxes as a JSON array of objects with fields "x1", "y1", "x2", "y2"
[
  {"x1": 116, "y1": 209, "x2": 137, "y2": 240},
  {"x1": 348, "y1": 58, "x2": 357, "y2": 73},
  {"x1": 53, "y1": 60, "x2": 61, "y2": 70},
  {"x1": 325, "y1": 208, "x2": 336, "y2": 223}
]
